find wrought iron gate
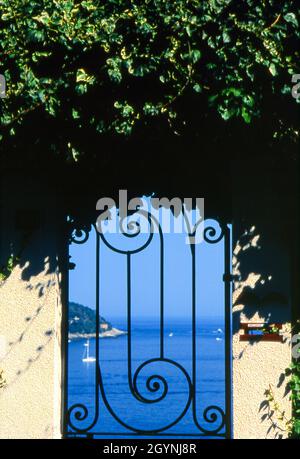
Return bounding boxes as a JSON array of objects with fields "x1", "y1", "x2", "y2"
[{"x1": 64, "y1": 209, "x2": 232, "y2": 438}]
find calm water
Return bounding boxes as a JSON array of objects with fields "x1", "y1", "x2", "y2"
[{"x1": 67, "y1": 319, "x2": 225, "y2": 439}]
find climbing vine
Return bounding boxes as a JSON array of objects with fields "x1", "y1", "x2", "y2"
[
  {"x1": 263, "y1": 330, "x2": 300, "y2": 438},
  {"x1": 0, "y1": 254, "x2": 20, "y2": 283},
  {"x1": 0, "y1": 369, "x2": 6, "y2": 389},
  {"x1": 288, "y1": 330, "x2": 300, "y2": 437},
  {"x1": 264, "y1": 384, "x2": 293, "y2": 437},
  {"x1": 0, "y1": 0, "x2": 299, "y2": 161}
]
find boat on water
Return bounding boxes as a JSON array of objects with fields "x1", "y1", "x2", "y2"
[
  {"x1": 169, "y1": 332, "x2": 173, "y2": 337},
  {"x1": 213, "y1": 328, "x2": 223, "y2": 334},
  {"x1": 82, "y1": 339, "x2": 96, "y2": 362}
]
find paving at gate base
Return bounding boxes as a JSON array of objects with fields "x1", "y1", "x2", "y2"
[{"x1": 68, "y1": 301, "x2": 126, "y2": 339}]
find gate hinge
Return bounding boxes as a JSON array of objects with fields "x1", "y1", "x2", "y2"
[{"x1": 223, "y1": 273, "x2": 235, "y2": 282}]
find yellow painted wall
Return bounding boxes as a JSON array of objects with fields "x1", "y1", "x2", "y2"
[
  {"x1": 231, "y1": 157, "x2": 295, "y2": 438},
  {"x1": 0, "y1": 263, "x2": 62, "y2": 438},
  {"x1": 0, "y1": 173, "x2": 63, "y2": 439},
  {"x1": 233, "y1": 309, "x2": 291, "y2": 438}
]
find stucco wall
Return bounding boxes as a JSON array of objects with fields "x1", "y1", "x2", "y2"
[
  {"x1": 0, "y1": 172, "x2": 63, "y2": 439},
  {"x1": 231, "y1": 157, "x2": 295, "y2": 439},
  {"x1": 233, "y1": 323, "x2": 291, "y2": 439}
]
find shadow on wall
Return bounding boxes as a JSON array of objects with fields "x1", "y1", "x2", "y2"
[
  {"x1": 2, "y1": 330, "x2": 54, "y2": 392},
  {"x1": 0, "y1": 289, "x2": 55, "y2": 391},
  {"x1": 0, "y1": 222, "x2": 59, "y2": 394},
  {"x1": 0, "y1": 228, "x2": 58, "y2": 284},
  {"x1": 259, "y1": 377, "x2": 291, "y2": 438},
  {"x1": 233, "y1": 225, "x2": 290, "y2": 343}
]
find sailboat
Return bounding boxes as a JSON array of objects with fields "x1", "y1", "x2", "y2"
[{"x1": 82, "y1": 339, "x2": 96, "y2": 363}]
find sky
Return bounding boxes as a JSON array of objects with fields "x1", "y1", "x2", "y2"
[{"x1": 69, "y1": 198, "x2": 227, "y2": 321}]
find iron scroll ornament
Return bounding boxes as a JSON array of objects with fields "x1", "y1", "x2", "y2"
[{"x1": 67, "y1": 210, "x2": 231, "y2": 437}]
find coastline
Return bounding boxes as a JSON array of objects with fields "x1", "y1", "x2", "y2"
[{"x1": 68, "y1": 327, "x2": 127, "y2": 340}]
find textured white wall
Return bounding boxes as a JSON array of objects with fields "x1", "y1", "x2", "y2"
[
  {"x1": 231, "y1": 157, "x2": 295, "y2": 439},
  {"x1": 0, "y1": 173, "x2": 63, "y2": 439}
]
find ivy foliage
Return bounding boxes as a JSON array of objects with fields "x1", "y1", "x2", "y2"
[
  {"x1": 0, "y1": 254, "x2": 20, "y2": 282},
  {"x1": 285, "y1": 328, "x2": 300, "y2": 439},
  {"x1": 0, "y1": 0, "x2": 299, "y2": 159},
  {"x1": 288, "y1": 349, "x2": 300, "y2": 437}
]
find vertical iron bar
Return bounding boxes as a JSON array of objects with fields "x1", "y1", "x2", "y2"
[
  {"x1": 61, "y1": 218, "x2": 69, "y2": 438},
  {"x1": 191, "y1": 242, "x2": 197, "y2": 412},
  {"x1": 127, "y1": 253, "x2": 133, "y2": 389},
  {"x1": 95, "y1": 231, "x2": 100, "y2": 409},
  {"x1": 160, "y1": 231, "x2": 164, "y2": 359},
  {"x1": 224, "y1": 224, "x2": 232, "y2": 439}
]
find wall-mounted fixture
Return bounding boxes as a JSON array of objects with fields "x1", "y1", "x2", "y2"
[{"x1": 240, "y1": 323, "x2": 283, "y2": 342}]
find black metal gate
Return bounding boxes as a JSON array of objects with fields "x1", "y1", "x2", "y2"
[{"x1": 64, "y1": 208, "x2": 232, "y2": 438}]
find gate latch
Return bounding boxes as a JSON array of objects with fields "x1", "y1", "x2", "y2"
[{"x1": 222, "y1": 273, "x2": 235, "y2": 282}]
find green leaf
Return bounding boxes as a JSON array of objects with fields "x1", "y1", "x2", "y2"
[
  {"x1": 76, "y1": 69, "x2": 89, "y2": 83},
  {"x1": 269, "y1": 63, "x2": 277, "y2": 76},
  {"x1": 284, "y1": 13, "x2": 298, "y2": 27},
  {"x1": 193, "y1": 83, "x2": 202, "y2": 93},
  {"x1": 190, "y1": 49, "x2": 201, "y2": 63},
  {"x1": 72, "y1": 109, "x2": 80, "y2": 119},
  {"x1": 242, "y1": 107, "x2": 251, "y2": 124},
  {"x1": 33, "y1": 11, "x2": 51, "y2": 26},
  {"x1": 186, "y1": 25, "x2": 192, "y2": 37},
  {"x1": 222, "y1": 31, "x2": 231, "y2": 43}
]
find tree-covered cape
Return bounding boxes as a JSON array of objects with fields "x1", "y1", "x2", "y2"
[{"x1": 0, "y1": 0, "x2": 299, "y2": 162}]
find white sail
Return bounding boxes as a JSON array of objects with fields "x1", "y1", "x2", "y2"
[{"x1": 82, "y1": 339, "x2": 96, "y2": 362}]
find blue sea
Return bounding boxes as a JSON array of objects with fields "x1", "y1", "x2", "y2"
[{"x1": 67, "y1": 319, "x2": 226, "y2": 439}]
